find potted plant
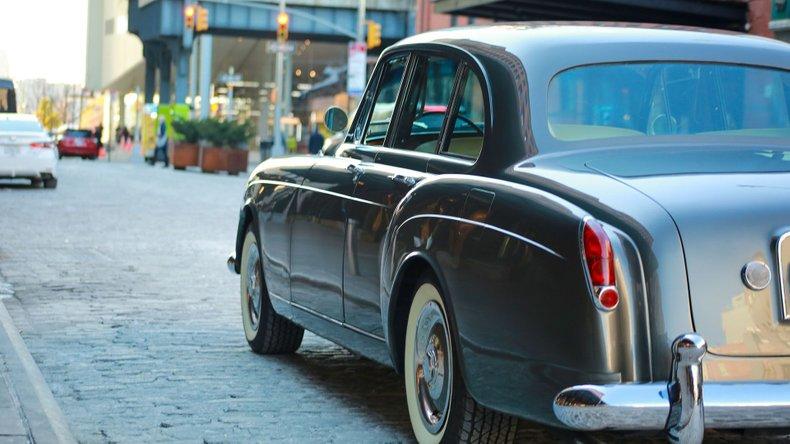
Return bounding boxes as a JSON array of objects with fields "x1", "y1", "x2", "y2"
[
  {"x1": 198, "y1": 118, "x2": 254, "y2": 175},
  {"x1": 170, "y1": 119, "x2": 200, "y2": 170}
]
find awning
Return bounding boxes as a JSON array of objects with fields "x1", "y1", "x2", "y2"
[{"x1": 433, "y1": 0, "x2": 748, "y2": 31}]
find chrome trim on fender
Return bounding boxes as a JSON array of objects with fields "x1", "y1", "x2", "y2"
[
  {"x1": 400, "y1": 213, "x2": 564, "y2": 259},
  {"x1": 776, "y1": 231, "x2": 790, "y2": 321},
  {"x1": 247, "y1": 178, "x2": 388, "y2": 208},
  {"x1": 553, "y1": 333, "x2": 790, "y2": 442}
]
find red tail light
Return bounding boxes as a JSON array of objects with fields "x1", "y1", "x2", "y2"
[
  {"x1": 30, "y1": 141, "x2": 54, "y2": 149},
  {"x1": 582, "y1": 218, "x2": 619, "y2": 310}
]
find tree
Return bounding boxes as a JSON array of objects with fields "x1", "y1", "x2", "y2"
[{"x1": 36, "y1": 97, "x2": 62, "y2": 132}]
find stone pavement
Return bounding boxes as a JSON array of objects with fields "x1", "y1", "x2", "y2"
[
  {"x1": 1, "y1": 159, "x2": 786, "y2": 443},
  {"x1": 0, "y1": 281, "x2": 74, "y2": 444}
]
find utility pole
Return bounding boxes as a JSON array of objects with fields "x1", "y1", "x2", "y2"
[
  {"x1": 357, "y1": 0, "x2": 366, "y2": 42},
  {"x1": 271, "y1": 0, "x2": 287, "y2": 157},
  {"x1": 198, "y1": 34, "x2": 213, "y2": 119}
]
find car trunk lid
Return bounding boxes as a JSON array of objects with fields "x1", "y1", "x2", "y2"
[{"x1": 589, "y1": 145, "x2": 790, "y2": 357}]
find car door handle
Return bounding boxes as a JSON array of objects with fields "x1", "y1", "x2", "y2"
[
  {"x1": 347, "y1": 163, "x2": 364, "y2": 183},
  {"x1": 389, "y1": 174, "x2": 417, "y2": 188},
  {"x1": 347, "y1": 164, "x2": 364, "y2": 174}
]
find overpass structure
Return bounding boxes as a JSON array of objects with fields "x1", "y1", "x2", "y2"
[{"x1": 128, "y1": 0, "x2": 414, "y2": 104}]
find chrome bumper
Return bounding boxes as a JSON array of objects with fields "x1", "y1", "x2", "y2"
[
  {"x1": 227, "y1": 253, "x2": 238, "y2": 274},
  {"x1": 553, "y1": 334, "x2": 790, "y2": 443}
]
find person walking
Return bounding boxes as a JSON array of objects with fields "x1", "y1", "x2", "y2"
[
  {"x1": 150, "y1": 117, "x2": 169, "y2": 167},
  {"x1": 308, "y1": 125, "x2": 325, "y2": 155},
  {"x1": 94, "y1": 124, "x2": 104, "y2": 157}
]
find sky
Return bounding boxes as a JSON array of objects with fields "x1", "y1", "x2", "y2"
[{"x1": 0, "y1": 0, "x2": 88, "y2": 85}]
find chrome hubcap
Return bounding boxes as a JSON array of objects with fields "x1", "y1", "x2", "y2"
[
  {"x1": 245, "y1": 243, "x2": 262, "y2": 331},
  {"x1": 413, "y1": 300, "x2": 452, "y2": 434}
]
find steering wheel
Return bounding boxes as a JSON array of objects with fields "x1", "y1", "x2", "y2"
[{"x1": 414, "y1": 111, "x2": 484, "y2": 137}]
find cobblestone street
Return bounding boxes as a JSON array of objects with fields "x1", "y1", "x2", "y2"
[
  {"x1": 0, "y1": 160, "x2": 414, "y2": 442},
  {"x1": 2, "y1": 160, "x2": 784, "y2": 444}
]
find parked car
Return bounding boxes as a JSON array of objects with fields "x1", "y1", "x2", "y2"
[
  {"x1": 57, "y1": 128, "x2": 98, "y2": 160},
  {"x1": 227, "y1": 23, "x2": 790, "y2": 443},
  {"x1": 0, "y1": 114, "x2": 57, "y2": 188}
]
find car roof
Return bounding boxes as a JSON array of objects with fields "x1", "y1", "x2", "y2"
[
  {"x1": 394, "y1": 22, "x2": 790, "y2": 70},
  {"x1": 397, "y1": 21, "x2": 787, "y2": 51}
]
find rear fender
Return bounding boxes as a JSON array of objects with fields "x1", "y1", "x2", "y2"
[{"x1": 381, "y1": 174, "x2": 648, "y2": 425}]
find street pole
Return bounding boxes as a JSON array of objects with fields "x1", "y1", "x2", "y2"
[
  {"x1": 357, "y1": 0, "x2": 366, "y2": 42},
  {"x1": 199, "y1": 34, "x2": 213, "y2": 119},
  {"x1": 350, "y1": 0, "x2": 366, "y2": 112},
  {"x1": 271, "y1": 0, "x2": 286, "y2": 157}
]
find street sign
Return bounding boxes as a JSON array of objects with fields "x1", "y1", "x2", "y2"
[
  {"x1": 347, "y1": 42, "x2": 367, "y2": 97},
  {"x1": 266, "y1": 41, "x2": 295, "y2": 53}
]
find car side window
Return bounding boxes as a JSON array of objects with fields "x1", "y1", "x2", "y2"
[
  {"x1": 392, "y1": 56, "x2": 459, "y2": 152},
  {"x1": 364, "y1": 56, "x2": 408, "y2": 146},
  {"x1": 443, "y1": 69, "x2": 486, "y2": 159}
]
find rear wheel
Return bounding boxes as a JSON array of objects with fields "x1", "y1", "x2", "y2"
[
  {"x1": 239, "y1": 228, "x2": 303, "y2": 353},
  {"x1": 404, "y1": 275, "x2": 517, "y2": 443},
  {"x1": 43, "y1": 178, "x2": 57, "y2": 189}
]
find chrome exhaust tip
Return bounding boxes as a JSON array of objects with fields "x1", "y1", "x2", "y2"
[{"x1": 227, "y1": 253, "x2": 238, "y2": 274}]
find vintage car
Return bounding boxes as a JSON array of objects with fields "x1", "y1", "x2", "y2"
[{"x1": 228, "y1": 23, "x2": 790, "y2": 443}]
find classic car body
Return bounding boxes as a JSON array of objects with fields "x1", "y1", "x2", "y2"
[{"x1": 229, "y1": 23, "x2": 790, "y2": 442}]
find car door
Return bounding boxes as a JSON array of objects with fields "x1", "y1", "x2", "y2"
[
  {"x1": 289, "y1": 54, "x2": 409, "y2": 322},
  {"x1": 343, "y1": 53, "x2": 468, "y2": 336}
]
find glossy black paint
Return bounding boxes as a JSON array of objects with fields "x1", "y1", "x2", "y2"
[{"x1": 233, "y1": 24, "x2": 790, "y2": 427}]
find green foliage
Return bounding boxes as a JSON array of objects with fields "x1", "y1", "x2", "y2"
[
  {"x1": 171, "y1": 118, "x2": 200, "y2": 143},
  {"x1": 172, "y1": 118, "x2": 255, "y2": 148}
]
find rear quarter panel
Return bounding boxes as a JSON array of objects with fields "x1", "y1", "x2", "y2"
[{"x1": 382, "y1": 173, "x2": 654, "y2": 424}]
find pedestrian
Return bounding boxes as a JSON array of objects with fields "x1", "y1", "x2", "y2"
[
  {"x1": 152, "y1": 117, "x2": 169, "y2": 167},
  {"x1": 308, "y1": 125, "x2": 325, "y2": 155},
  {"x1": 94, "y1": 124, "x2": 103, "y2": 150}
]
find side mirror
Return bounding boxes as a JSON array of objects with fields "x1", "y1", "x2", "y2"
[{"x1": 323, "y1": 106, "x2": 348, "y2": 133}]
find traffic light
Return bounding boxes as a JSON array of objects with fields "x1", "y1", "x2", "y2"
[
  {"x1": 184, "y1": 5, "x2": 196, "y2": 30},
  {"x1": 196, "y1": 6, "x2": 209, "y2": 32},
  {"x1": 277, "y1": 12, "x2": 289, "y2": 42},
  {"x1": 367, "y1": 20, "x2": 381, "y2": 49}
]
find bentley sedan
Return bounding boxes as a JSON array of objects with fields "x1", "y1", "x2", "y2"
[{"x1": 228, "y1": 23, "x2": 790, "y2": 443}]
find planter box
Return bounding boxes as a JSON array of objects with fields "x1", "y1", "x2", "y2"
[
  {"x1": 171, "y1": 142, "x2": 199, "y2": 170},
  {"x1": 226, "y1": 149, "x2": 249, "y2": 175},
  {"x1": 199, "y1": 147, "x2": 248, "y2": 175}
]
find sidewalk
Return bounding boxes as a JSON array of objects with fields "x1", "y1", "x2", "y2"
[{"x1": 0, "y1": 281, "x2": 75, "y2": 444}]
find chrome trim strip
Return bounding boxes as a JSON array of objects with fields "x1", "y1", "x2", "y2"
[
  {"x1": 401, "y1": 213, "x2": 563, "y2": 259},
  {"x1": 777, "y1": 231, "x2": 790, "y2": 321},
  {"x1": 268, "y1": 292, "x2": 386, "y2": 343},
  {"x1": 248, "y1": 179, "x2": 388, "y2": 208}
]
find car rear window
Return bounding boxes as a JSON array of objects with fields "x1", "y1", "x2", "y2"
[
  {"x1": 0, "y1": 119, "x2": 43, "y2": 132},
  {"x1": 548, "y1": 62, "x2": 790, "y2": 142},
  {"x1": 65, "y1": 130, "x2": 92, "y2": 138}
]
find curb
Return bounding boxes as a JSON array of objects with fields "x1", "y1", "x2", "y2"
[{"x1": 0, "y1": 295, "x2": 76, "y2": 444}]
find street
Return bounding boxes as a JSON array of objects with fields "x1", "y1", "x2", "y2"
[{"x1": 0, "y1": 160, "x2": 413, "y2": 442}]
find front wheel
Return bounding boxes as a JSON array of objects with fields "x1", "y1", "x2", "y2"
[
  {"x1": 404, "y1": 276, "x2": 517, "y2": 443},
  {"x1": 239, "y1": 228, "x2": 304, "y2": 354}
]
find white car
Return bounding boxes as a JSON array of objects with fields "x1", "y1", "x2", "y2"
[{"x1": 0, "y1": 114, "x2": 57, "y2": 188}]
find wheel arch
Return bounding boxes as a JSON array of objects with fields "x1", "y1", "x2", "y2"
[
  {"x1": 386, "y1": 251, "x2": 466, "y2": 382},
  {"x1": 234, "y1": 203, "x2": 257, "y2": 274}
]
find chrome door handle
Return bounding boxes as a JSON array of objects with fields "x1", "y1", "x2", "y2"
[
  {"x1": 347, "y1": 163, "x2": 364, "y2": 182},
  {"x1": 389, "y1": 174, "x2": 417, "y2": 188},
  {"x1": 347, "y1": 164, "x2": 364, "y2": 174}
]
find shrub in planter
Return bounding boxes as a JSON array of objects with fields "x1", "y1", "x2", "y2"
[
  {"x1": 170, "y1": 119, "x2": 201, "y2": 169},
  {"x1": 197, "y1": 118, "x2": 254, "y2": 174}
]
